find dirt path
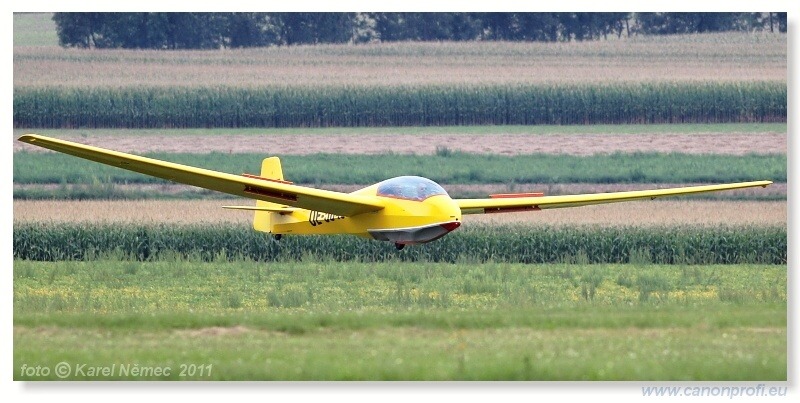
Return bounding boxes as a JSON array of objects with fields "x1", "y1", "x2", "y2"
[
  {"x1": 13, "y1": 199, "x2": 787, "y2": 227},
  {"x1": 14, "y1": 133, "x2": 786, "y2": 155}
]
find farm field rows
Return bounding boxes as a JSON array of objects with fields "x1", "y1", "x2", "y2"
[
  {"x1": 12, "y1": 199, "x2": 788, "y2": 227},
  {"x1": 13, "y1": 260, "x2": 787, "y2": 380},
  {"x1": 14, "y1": 27, "x2": 786, "y2": 129},
  {"x1": 14, "y1": 32, "x2": 786, "y2": 87},
  {"x1": 15, "y1": 82, "x2": 786, "y2": 128},
  {"x1": 13, "y1": 123, "x2": 785, "y2": 201},
  {"x1": 13, "y1": 222, "x2": 786, "y2": 265}
]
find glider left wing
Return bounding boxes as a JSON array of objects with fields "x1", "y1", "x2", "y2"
[
  {"x1": 18, "y1": 134, "x2": 385, "y2": 217},
  {"x1": 456, "y1": 181, "x2": 772, "y2": 214}
]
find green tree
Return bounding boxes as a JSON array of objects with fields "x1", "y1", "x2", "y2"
[
  {"x1": 272, "y1": 13, "x2": 355, "y2": 45},
  {"x1": 372, "y1": 13, "x2": 482, "y2": 41},
  {"x1": 52, "y1": 12, "x2": 104, "y2": 48},
  {"x1": 226, "y1": 13, "x2": 280, "y2": 48},
  {"x1": 772, "y1": 12, "x2": 787, "y2": 33},
  {"x1": 53, "y1": 12, "x2": 227, "y2": 49},
  {"x1": 634, "y1": 12, "x2": 758, "y2": 35}
]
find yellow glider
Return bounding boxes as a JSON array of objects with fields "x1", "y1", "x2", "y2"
[{"x1": 18, "y1": 134, "x2": 772, "y2": 250}]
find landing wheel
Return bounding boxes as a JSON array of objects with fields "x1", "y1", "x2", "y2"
[
  {"x1": 394, "y1": 243, "x2": 405, "y2": 251},
  {"x1": 273, "y1": 234, "x2": 283, "y2": 241}
]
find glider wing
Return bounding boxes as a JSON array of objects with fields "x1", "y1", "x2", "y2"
[
  {"x1": 18, "y1": 134, "x2": 385, "y2": 217},
  {"x1": 456, "y1": 181, "x2": 773, "y2": 215}
]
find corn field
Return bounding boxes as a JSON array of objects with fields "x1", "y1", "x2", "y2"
[
  {"x1": 13, "y1": 223, "x2": 786, "y2": 264},
  {"x1": 13, "y1": 82, "x2": 786, "y2": 129}
]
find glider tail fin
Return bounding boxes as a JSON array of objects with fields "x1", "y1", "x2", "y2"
[{"x1": 253, "y1": 157, "x2": 285, "y2": 232}]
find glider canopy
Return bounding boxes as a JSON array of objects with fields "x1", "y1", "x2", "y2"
[{"x1": 376, "y1": 176, "x2": 449, "y2": 202}]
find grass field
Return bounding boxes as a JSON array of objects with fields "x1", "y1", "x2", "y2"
[
  {"x1": 13, "y1": 260, "x2": 787, "y2": 380},
  {"x1": 13, "y1": 151, "x2": 786, "y2": 185}
]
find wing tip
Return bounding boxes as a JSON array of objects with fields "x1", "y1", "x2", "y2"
[{"x1": 18, "y1": 134, "x2": 40, "y2": 143}]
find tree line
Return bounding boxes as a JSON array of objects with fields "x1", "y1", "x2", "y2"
[{"x1": 53, "y1": 12, "x2": 787, "y2": 49}]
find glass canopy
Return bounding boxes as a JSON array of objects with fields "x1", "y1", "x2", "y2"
[{"x1": 375, "y1": 176, "x2": 449, "y2": 201}]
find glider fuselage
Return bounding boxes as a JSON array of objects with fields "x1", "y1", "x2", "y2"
[{"x1": 270, "y1": 177, "x2": 462, "y2": 245}]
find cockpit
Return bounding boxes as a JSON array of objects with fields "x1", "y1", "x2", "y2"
[{"x1": 375, "y1": 176, "x2": 449, "y2": 202}]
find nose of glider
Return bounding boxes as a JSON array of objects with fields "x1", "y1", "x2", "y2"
[
  {"x1": 440, "y1": 221, "x2": 461, "y2": 232},
  {"x1": 426, "y1": 194, "x2": 462, "y2": 223}
]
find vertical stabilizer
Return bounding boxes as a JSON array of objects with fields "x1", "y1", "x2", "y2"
[{"x1": 253, "y1": 157, "x2": 284, "y2": 232}]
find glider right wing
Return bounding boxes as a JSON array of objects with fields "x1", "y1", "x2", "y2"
[{"x1": 456, "y1": 181, "x2": 773, "y2": 214}]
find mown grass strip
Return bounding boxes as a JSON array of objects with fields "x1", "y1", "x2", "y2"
[
  {"x1": 14, "y1": 323, "x2": 786, "y2": 380},
  {"x1": 13, "y1": 151, "x2": 786, "y2": 185},
  {"x1": 12, "y1": 223, "x2": 787, "y2": 264},
  {"x1": 13, "y1": 82, "x2": 786, "y2": 128}
]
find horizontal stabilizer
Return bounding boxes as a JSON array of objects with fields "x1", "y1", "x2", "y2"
[{"x1": 222, "y1": 205, "x2": 299, "y2": 213}]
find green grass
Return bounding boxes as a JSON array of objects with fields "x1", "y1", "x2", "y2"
[
  {"x1": 13, "y1": 323, "x2": 786, "y2": 380},
  {"x1": 14, "y1": 260, "x2": 787, "y2": 313},
  {"x1": 13, "y1": 13, "x2": 58, "y2": 47},
  {"x1": 13, "y1": 151, "x2": 786, "y2": 185},
  {"x1": 13, "y1": 260, "x2": 787, "y2": 380}
]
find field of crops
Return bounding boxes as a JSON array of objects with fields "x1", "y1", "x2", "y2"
[
  {"x1": 13, "y1": 82, "x2": 787, "y2": 128},
  {"x1": 13, "y1": 222, "x2": 787, "y2": 265},
  {"x1": 12, "y1": 14, "x2": 787, "y2": 383},
  {"x1": 14, "y1": 25, "x2": 786, "y2": 129}
]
